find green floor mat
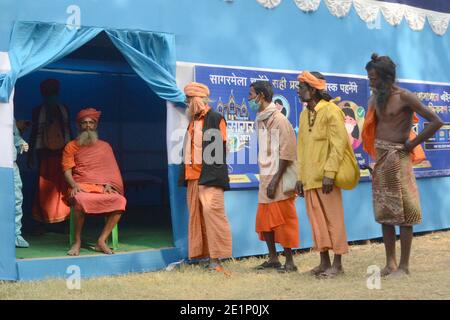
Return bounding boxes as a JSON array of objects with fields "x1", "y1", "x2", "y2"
[{"x1": 16, "y1": 226, "x2": 174, "y2": 259}]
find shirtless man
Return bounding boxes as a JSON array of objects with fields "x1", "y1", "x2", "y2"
[{"x1": 362, "y1": 53, "x2": 443, "y2": 277}]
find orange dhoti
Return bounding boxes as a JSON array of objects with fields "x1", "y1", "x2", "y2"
[
  {"x1": 304, "y1": 187, "x2": 348, "y2": 254},
  {"x1": 186, "y1": 180, "x2": 232, "y2": 260},
  {"x1": 71, "y1": 184, "x2": 126, "y2": 214},
  {"x1": 32, "y1": 150, "x2": 71, "y2": 223},
  {"x1": 256, "y1": 198, "x2": 299, "y2": 249}
]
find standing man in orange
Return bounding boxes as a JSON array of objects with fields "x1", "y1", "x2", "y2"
[
  {"x1": 28, "y1": 79, "x2": 72, "y2": 229},
  {"x1": 178, "y1": 82, "x2": 233, "y2": 273},
  {"x1": 249, "y1": 81, "x2": 299, "y2": 273},
  {"x1": 296, "y1": 71, "x2": 354, "y2": 278}
]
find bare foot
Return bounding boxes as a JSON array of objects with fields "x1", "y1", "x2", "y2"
[
  {"x1": 317, "y1": 266, "x2": 344, "y2": 279},
  {"x1": 310, "y1": 265, "x2": 329, "y2": 276},
  {"x1": 67, "y1": 242, "x2": 81, "y2": 256},
  {"x1": 389, "y1": 268, "x2": 410, "y2": 278},
  {"x1": 381, "y1": 265, "x2": 397, "y2": 277},
  {"x1": 95, "y1": 241, "x2": 113, "y2": 255}
]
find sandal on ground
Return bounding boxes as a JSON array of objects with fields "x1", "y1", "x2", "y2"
[
  {"x1": 255, "y1": 261, "x2": 282, "y2": 270},
  {"x1": 277, "y1": 264, "x2": 298, "y2": 273},
  {"x1": 310, "y1": 266, "x2": 327, "y2": 276},
  {"x1": 208, "y1": 264, "x2": 232, "y2": 277}
]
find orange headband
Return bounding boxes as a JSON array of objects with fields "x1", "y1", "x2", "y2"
[
  {"x1": 184, "y1": 82, "x2": 210, "y2": 98},
  {"x1": 76, "y1": 108, "x2": 101, "y2": 124},
  {"x1": 183, "y1": 82, "x2": 209, "y2": 115},
  {"x1": 298, "y1": 71, "x2": 326, "y2": 90}
]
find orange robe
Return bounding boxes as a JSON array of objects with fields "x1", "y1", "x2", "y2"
[
  {"x1": 62, "y1": 140, "x2": 126, "y2": 214},
  {"x1": 256, "y1": 198, "x2": 299, "y2": 248},
  {"x1": 186, "y1": 180, "x2": 232, "y2": 259},
  {"x1": 304, "y1": 188, "x2": 348, "y2": 254},
  {"x1": 184, "y1": 108, "x2": 227, "y2": 180},
  {"x1": 31, "y1": 106, "x2": 71, "y2": 223},
  {"x1": 362, "y1": 106, "x2": 425, "y2": 164},
  {"x1": 183, "y1": 109, "x2": 232, "y2": 259},
  {"x1": 32, "y1": 149, "x2": 71, "y2": 223},
  {"x1": 256, "y1": 105, "x2": 300, "y2": 249}
]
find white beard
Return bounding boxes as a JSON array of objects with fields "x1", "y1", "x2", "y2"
[
  {"x1": 77, "y1": 130, "x2": 98, "y2": 146},
  {"x1": 185, "y1": 105, "x2": 194, "y2": 121}
]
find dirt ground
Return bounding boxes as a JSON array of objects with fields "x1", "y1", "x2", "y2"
[{"x1": 1, "y1": 230, "x2": 450, "y2": 300}]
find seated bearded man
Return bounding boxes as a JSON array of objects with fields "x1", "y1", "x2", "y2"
[{"x1": 63, "y1": 108, "x2": 126, "y2": 256}]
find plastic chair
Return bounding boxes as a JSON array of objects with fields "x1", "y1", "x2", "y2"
[{"x1": 69, "y1": 207, "x2": 119, "y2": 250}]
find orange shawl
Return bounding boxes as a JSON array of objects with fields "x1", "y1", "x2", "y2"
[
  {"x1": 362, "y1": 107, "x2": 425, "y2": 164},
  {"x1": 71, "y1": 140, "x2": 124, "y2": 194}
]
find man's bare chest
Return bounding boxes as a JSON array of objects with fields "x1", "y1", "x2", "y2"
[{"x1": 376, "y1": 96, "x2": 410, "y2": 122}]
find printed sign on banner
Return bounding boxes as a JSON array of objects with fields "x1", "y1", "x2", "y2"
[
  {"x1": 195, "y1": 65, "x2": 371, "y2": 189},
  {"x1": 323, "y1": 75, "x2": 370, "y2": 178},
  {"x1": 397, "y1": 80, "x2": 450, "y2": 178}
]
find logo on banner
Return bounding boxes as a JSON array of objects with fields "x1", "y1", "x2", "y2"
[
  {"x1": 338, "y1": 100, "x2": 365, "y2": 150},
  {"x1": 216, "y1": 90, "x2": 254, "y2": 154}
]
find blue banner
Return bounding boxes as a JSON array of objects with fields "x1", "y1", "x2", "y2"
[{"x1": 195, "y1": 65, "x2": 371, "y2": 188}]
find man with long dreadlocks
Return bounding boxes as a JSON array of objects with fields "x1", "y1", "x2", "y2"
[{"x1": 362, "y1": 53, "x2": 443, "y2": 277}]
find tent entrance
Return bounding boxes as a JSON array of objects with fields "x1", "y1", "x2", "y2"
[{"x1": 14, "y1": 31, "x2": 174, "y2": 259}]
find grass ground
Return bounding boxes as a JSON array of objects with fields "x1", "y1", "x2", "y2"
[{"x1": 1, "y1": 230, "x2": 450, "y2": 300}]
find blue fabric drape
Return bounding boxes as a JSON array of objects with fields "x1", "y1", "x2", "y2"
[
  {"x1": 0, "y1": 22, "x2": 101, "y2": 102},
  {"x1": 0, "y1": 21, "x2": 185, "y2": 103},
  {"x1": 106, "y1": 30, "x2": 184, "y2": 103}
]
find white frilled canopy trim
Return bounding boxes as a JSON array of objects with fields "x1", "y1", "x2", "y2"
[{"x1": 255, "y1": 0, "x2": 450, "y2": 36}]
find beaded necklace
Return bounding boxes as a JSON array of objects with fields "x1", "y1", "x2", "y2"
[{"x1": 308, "y1": 108, "x2": 317, "y2": 132}]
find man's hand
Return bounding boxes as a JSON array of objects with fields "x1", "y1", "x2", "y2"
[
  {"x1": 404, "y1": 139, "x2": 414, "y2": 153},
  {"x1": 295, "y1": 180, "x2": 304, "y2": 197},
  {"x1": 104, "y1": 184, "x2": 118, "y2": 194},
  {"x1": 16, "y1": 120, "x2": 31, "y2": 134},
  {"x1": 322, "y1": 177, "x2": 334, "y2": 194},
  {"x1": 20, "y1": 143, "x2": 29, "y2": 154},
  {"x1": 267, "y1": 178, "x2": 278, "y2": 199},
  {"x1": 70, "y1": 184, "x2": 84, "y2": 198}
]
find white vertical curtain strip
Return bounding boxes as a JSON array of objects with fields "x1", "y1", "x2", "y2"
[
  {"x1": 255, "y1": 0, "x2": 450, "y2": 35},
  {"x1": 0, "y1": 52, "x2": 14, "y2": 169},
  {"x1": 166, "y1": 62, "x2": 192, "y2": 165}
]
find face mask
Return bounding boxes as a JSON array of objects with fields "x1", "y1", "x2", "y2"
[
  {"x1": 345, "y1": 123, "x2": 355, "y2": 133},
  {"x1": 248, "y1": 97, "x2": 260, "y2": 111}
]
